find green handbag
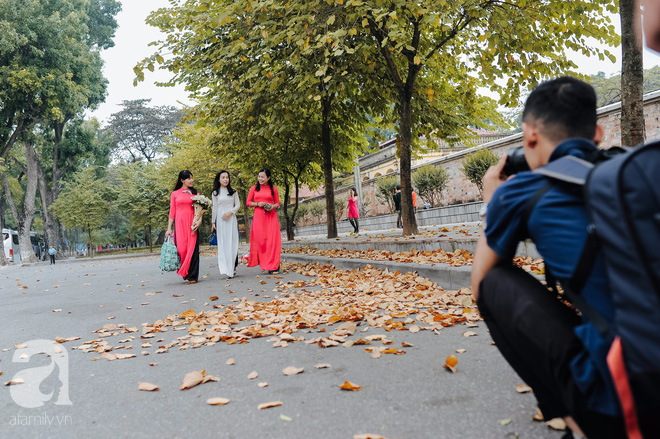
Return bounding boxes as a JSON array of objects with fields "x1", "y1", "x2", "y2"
[{"x1": 160, "y1": 237, "x2": 181, "y2": 272}]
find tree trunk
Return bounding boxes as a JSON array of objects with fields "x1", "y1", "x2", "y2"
[
  {"x1": 398, "y1": 87, "x2": 419, "y2": 235},
  {"x1": 239, "y1": 187, "x2": 251, "y2": 244},
  {"x1": 321, "y1": 95, "x2": 337, "y2": 238},
  {"x1": 8, "y1": 144, "x2": 40, "y2": 263},
  {"x1": 87, "y1": 227, "x2": 93, "y2": 257},
  {"x1": 147, "y1": 224, "x2": 153, "y2": 252},
  {"x1": 0, "y1": 197, "x2": 7, "y2": 265},
  {"x1": 282, "y1": 175, "x2": 295, "y2": 241},
  {"x1": 621, "y1": 0, "x2": 646, "y2": 146},
  {"x1": 36, "y1": 167, "x2": 58, "y2": 250}
]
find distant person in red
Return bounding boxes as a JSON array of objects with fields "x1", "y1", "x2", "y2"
[
  {"x1": 246, "y1": 168, "x2": 281, "y2": 274},
  {"x1": 411, "y1": 189, "x2": 418, "y2": 215},
  {"x1": 347, "y1": 187, "x2": 359, "y2": 234},
  {"x1": 166, "y1": 170, "x2": 201, "y2": 284}
]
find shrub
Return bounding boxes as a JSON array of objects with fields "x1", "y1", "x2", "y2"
[
  {"x1": 308, "y1": 200, "x2": 326, "y2": 222},
  {"x1": 460, "y1": 148, "x2": 500, "y2": 197},
  {"x1": 412, "y1": 165, "x2": 449, "y2": 207},
  {"x1": 335, "y1": 197, "x2": 347, "y2": 221},
  {"x1": 375, "y1": 175, "x2": 398, "y2": 213}
]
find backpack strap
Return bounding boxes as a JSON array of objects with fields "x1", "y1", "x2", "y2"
[{"x1": 521, "y1": 158, "x2": 613, "y2": 339}]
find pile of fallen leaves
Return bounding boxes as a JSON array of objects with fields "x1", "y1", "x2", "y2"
[
  {"x1": 72, "y1": 262, "x2": 481, "y2": 361},
  {"x1": 283, "y1": 247, "x2": 474, "y2": 266},
  {"x1": 283, "y1": 247, "x2": 545, "y2": 274}
]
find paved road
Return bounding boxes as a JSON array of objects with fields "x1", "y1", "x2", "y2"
[{"x1": 0, "y1": 254, "x2": 562, "y2": 439}]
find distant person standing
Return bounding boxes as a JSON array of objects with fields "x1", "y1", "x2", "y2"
[
  {"x1": 48, "y1": 246, "x2": 56, "y2": 264},
  {"x1": 347, "y1": 187, "x2": 360, "y2": 234},
  {"x1": 211, "y1": 170, "x2": 240, "y2": 279},
  {"x1": 393, "y1": 184, "x2": 402, "y2": 228},
  {"x1": 246, "y1": 169, "x2": 281, "y2": 274},
  {"x1": 411, "y1": 189, "x2": 418, "y2": 215}
]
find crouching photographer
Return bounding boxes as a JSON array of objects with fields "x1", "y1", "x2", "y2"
[{"x1": 471, "y1": 77, "x2": 626, "y2": 439}]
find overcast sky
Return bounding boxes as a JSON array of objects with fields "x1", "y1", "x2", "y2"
[{"x1": 88, "y1": 0, "x2": 660, "y2": 125}]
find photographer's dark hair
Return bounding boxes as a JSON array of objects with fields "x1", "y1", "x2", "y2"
[
  {"x1": 350, "y1": 187, "x2": 357, "y2": 197},
  {"x1": 255, "y1": 168, "x2": 275, "y2": 202},
  {"x1": 522, "y1": 76, "x2": 597, "y2": 142},
  {"x1": 173, "y1": 170, "x2": 198, "y2": 194},
  {"x1": 212, "y1": 170, "x2": 236, "y2": 196}
]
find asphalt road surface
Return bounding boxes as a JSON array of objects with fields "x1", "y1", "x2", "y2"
[{"x1": 0, "y1": 254, "x2": 563, "y2": 439}]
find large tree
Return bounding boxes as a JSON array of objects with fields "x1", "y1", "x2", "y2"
[
  {"x1": 0, "y1": 0, "x2": 119, "y2": 262},
  {"x1": 105, "y1": 99, "x2": 184, "y2": 163},
  {"x1": 137, "y1": 0, "x2": 382, "y2": 239},
  {"x1": 620, "y1": 0, "x2": 646, "y2": 146},
  {"x1": 50, "y1": 167, "x2": 111, "y2": 257}
]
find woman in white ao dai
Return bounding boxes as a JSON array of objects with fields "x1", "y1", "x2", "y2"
[{"x1": 211, "y1": 170, "x2": 240, "y2": 278}]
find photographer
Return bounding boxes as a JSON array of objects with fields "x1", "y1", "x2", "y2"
[{"x1": 471, "y1": 77, "x2": 623, "y2": 438}]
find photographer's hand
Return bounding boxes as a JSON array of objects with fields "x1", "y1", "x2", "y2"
[{"x1": 482, "y1": 155, "x2": 509, "y2": 203}]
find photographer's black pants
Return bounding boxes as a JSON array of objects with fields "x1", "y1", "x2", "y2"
[{"x1": 477, "y1": 265, "x2": 626, "y2": 438}]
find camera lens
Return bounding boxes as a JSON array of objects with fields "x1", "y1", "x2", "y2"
[{"x1": 502, "y1": 147, "x2": 530, "y2": 176}]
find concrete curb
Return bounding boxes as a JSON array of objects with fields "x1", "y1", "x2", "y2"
[{"x1": 281, "y1": 253, "x2": 473, "y2": 290}]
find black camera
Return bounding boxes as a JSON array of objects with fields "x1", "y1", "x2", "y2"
[{"x1": 502, "y1": 146, "x2": 530, "y2": 176}]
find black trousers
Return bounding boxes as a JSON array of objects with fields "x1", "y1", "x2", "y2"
[
  {"x1": 183, "y1": 236, "x2": 199, "y2": 282},
  {"x1": 478, "y1": 265, "x2": 626, "y2": 438},
  {"x1": 49, "y1": 255, "x2": 55, "y2": 264},
  {"x1": 349, "y1": 217, "x2": 359, "y2": 233}
]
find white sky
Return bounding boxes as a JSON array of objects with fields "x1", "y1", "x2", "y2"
[{"x1": 88, "y1": 1, "x2": 660, "y2": 125}]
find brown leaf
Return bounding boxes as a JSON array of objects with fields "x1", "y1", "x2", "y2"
[
  {"x1": 258, "y1": 401, "x2": 282, "y2": 410},
  {"x1": 138, "y1": 382, "x2": 159, "y2": 391},
  {"x1": 354, "y1": 435, "x2": 388, "y2": 439},
  {"x1": 408, "y1": 324, "x2": 420, "y2": 333},
  {"x1": 455, "y1": 349, "x2": 466, "y2": 354},
  {"x1": 339, "y1": 381, "x2": 361, "y2": 391},
  {"x1": 462, "y1": 331, "x2": 478, "y2": 337},
  {"x1": 282, "y1": 366, "x2": 304, "y2": 376},
  {"x1": 178, "y1": 309, "x2": 197, "y2": 319},
  {"x1": 516, "y1": 384, "x2": 533, "y2": 393},
  {"x1": 210, "y1": 296, "x2": 219, "y2": 301},
  {"x1": 315, "y1": 363, "x2": 331, "y2": 369},
  {"x1": 546, "y1": 418, "x2": 567, "y2": 431},
  {"x1": 180, "y1": 370, "x2": 204, "y2": 390},
  {"x1": 258, "y1": 382, "x2": 269, "y2": 388},
  {"x1": 532, "y1": 408, "x2": 544, "y2": 421},
  {"x1": 247, "y1": 371, "x2": 258, "y2": 380},
  {"x1": 207, "y1": 397, "x2": 230, "y2": 405},
  {"x1": 226, "y1": 358, "x2": 235, "y2": 366},
  {"x1": 4, "y1": 378, "x2": 24, "y2": 386}
]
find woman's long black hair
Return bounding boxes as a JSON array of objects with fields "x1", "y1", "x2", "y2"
[
  {"x1": 255, "y1": 168, "x2": 275, "y2": 202},
  {"x1": 212, "y1": 170, "x2": 236, "y2": 196},
  {"x1": 173, "y1": 170, "x2": 198, "y2": 194}
]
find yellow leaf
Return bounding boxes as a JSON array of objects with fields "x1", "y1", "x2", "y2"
[{"x1": 413, "y1": 55, "x2": 421, "y2": 65}]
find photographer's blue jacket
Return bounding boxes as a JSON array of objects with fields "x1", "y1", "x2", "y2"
[{"x1": 485, "y1": 138, "x2": 619, "y2": 416}]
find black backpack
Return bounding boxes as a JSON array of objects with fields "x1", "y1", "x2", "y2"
[{"x1": 529, "y1": 141, "x2": 660, "y2": 438}]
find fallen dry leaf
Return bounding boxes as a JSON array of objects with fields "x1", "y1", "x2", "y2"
[
  {"x1": 462, "y1": 331, "x2": 478, "y2": 337},
  {"x1": 247, "y1": 371, "x2": 258, "y2": 380},
  {"x1": 532, "y1": 408, "x2": 544, "y2": 421},
  {"x1": 282, "y1": 366, "x2": 304, "y2": 376},
  {"x1": 315, "y1": 363, "x2": 331, "y2": 369},
  {"x1": 516, "y1": 384, "x2": 533, "y2": 394},
  {"x1": 339, "y1": 381, "x2": 361, "y2": 391},
  {"x1": 354, "y1": 435, "x2": 388, "y2": 439},
  {"x1": 258, "y1": 401, "x2": 282, "y2": 410},
  {"x1": 546, "y1": 418, "x2": 567, "y2": 430},
  {"x1": 444, "y1": 354, "x2": 458, "y2": 373},
  {"x1": 207, "y1": 397, "x2": 230, "y2": 406},
  {"x1": 180, "y1": 370, "x2": 204, "y2": 390},
  {"x1": 456, "y1": 349, "x2": 466, "y2": 354},
  {"x1": 4, "y1": 378, "x2": 24, "y2": 386},
  {"x1": 226, "y1": 358, "x2": 235, "y2": 366},
  {"x1": 138, "y1": 382, "x2": 159, "y2": 391},
  {"x1": 258, "y1": 382, "x2": 269, "y2": 388}
]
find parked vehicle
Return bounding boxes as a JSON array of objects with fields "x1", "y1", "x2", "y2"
[{"x1": 2, "y1": 229, "x2": 43, "y2": 263}]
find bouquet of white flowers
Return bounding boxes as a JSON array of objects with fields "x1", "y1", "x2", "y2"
[{"x1": 191, "y1": 194, "x2": 212, "y2": 234}]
